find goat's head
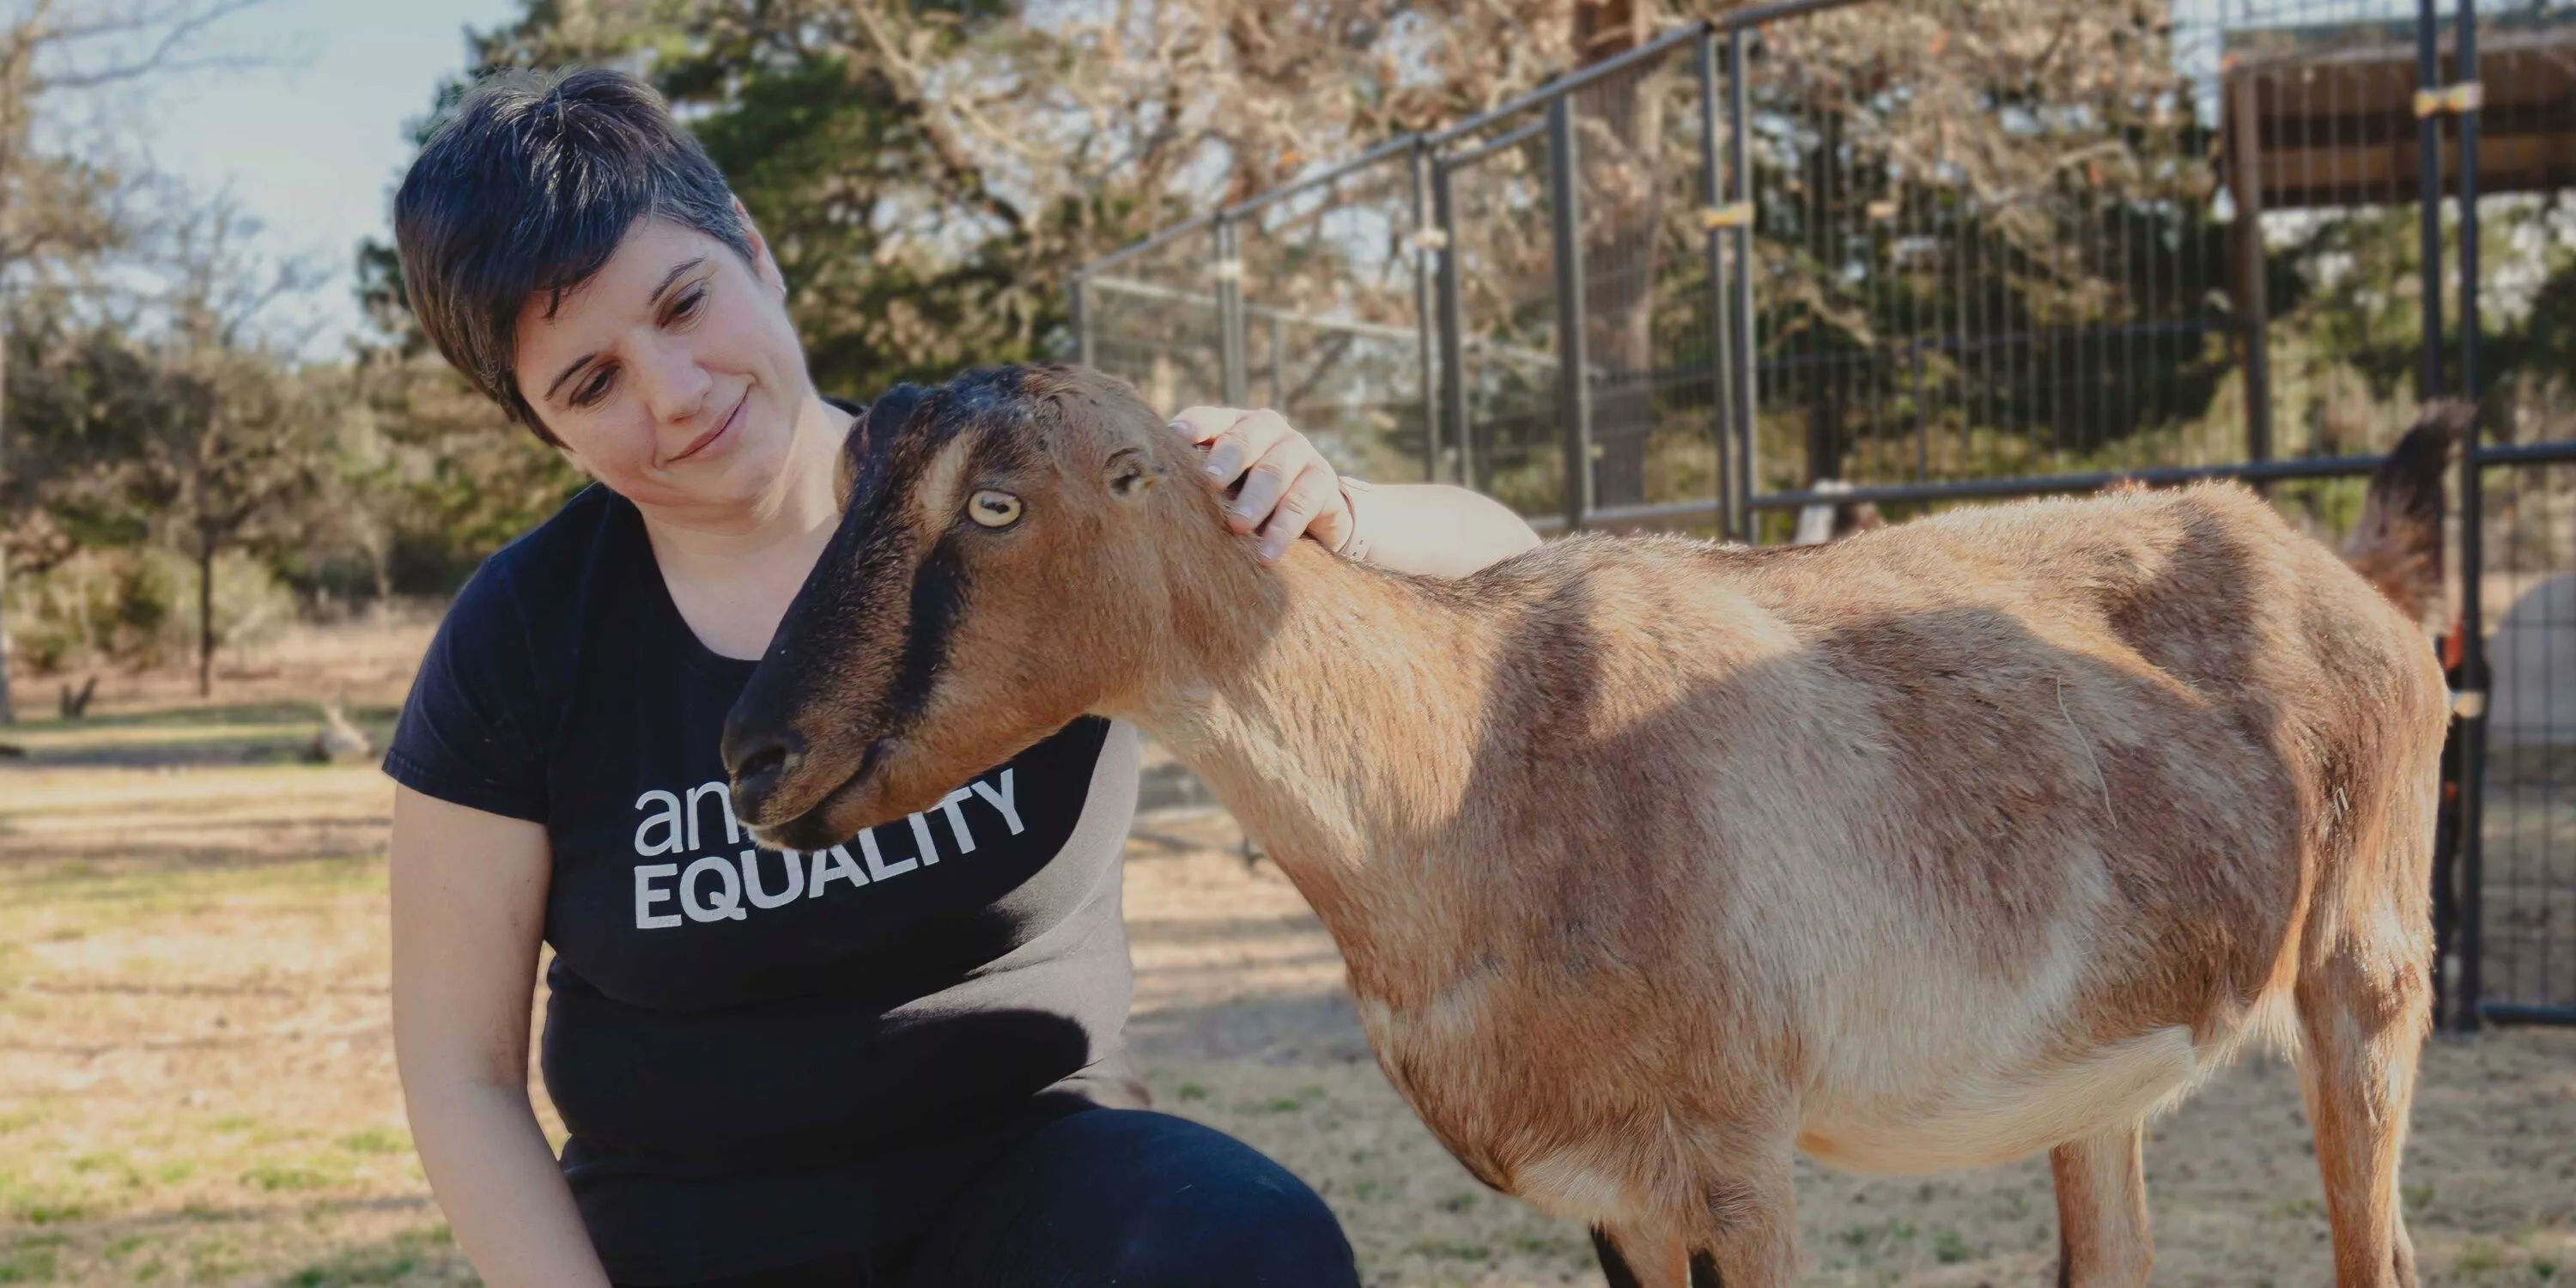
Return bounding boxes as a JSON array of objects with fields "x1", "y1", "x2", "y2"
[{"x1": 722, "y1": 362, "x2": 1241, "y2": 850}]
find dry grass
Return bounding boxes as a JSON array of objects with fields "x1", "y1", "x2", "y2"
[{"x1": 0, "y1": 622, "x2": 2571, "y2": 1286}]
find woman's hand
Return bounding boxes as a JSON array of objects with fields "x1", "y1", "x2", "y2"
[{"x1": 1169, "y1": 407, "x2": 1356, "y2": 564}]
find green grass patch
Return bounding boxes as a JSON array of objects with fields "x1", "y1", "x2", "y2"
[
  {"x1": 337, "y1": 1129, "x2": 407, "y2": 1156},
  {"x1": 3, "y1": 856, "x2": 382, "y2": 922},
  {"x1": 279, "y1": 1226, "x2": 453, "y2": 1287},
  {"x1": 1835, "y1": 1218, "x2": 1918, "y2": 1249},
  {"x1": 14, "y1": 1200, "x2": 91, "y2": 1225},
  {"x1": 14, "y1": 701, "x2": 373, "y2": 735},
  {"x1": 1510, "y1": 1232, "x2": 1586, "y2": 1258},
  {"x1": 0, "y1": 1244, "x2": 56, "y2": 1285},
  {"x1": 2457, "y1": 1240, "x2": 2506, "y2": 1273},
  {"x1": 240, "y1": 1163, "x2": 334, "y2": 1193},
  {"x1": 1408, "y1": 1238, "x2": 1492, "y2": 1261}
]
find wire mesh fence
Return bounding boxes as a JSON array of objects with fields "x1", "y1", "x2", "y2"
[
  {"x1": 1072, "y1": 0, "x2": 2576, "y2": 1025},
  {"x1": 1235, "y1": 148, "x2": 1441, "y2": 485},
  {"x1": 1439, "y1": 102, "x2": 1571, "y2": 517},
  {"x1": 1078, "y1": 228, "x2": 1227, "y2": 422},
  {"x1": 2479, "y1": 452, "x2": 2576, "y2": 1018}
]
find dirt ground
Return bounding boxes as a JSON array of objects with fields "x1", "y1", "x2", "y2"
[{"x1": 0, "y1": 622, "x2": 2571, "y2": 1286}]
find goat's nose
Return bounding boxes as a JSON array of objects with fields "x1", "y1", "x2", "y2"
[{"x1": 723, "y1": 726, "x2": 805, "y2": 819}]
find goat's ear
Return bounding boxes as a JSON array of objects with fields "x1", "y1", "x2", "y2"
[
  {"x1": 835, "y1": 422, "x2": 863, "y2": 501},
  {"x1": 1103, "y1": 447, "x2": 1158, "y2": 501},
  {"x1": 841, "y1": 384, "x2": 929, "y2": 501}
]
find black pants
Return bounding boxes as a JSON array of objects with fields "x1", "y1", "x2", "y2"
[{"x1": 640, "y1": 1109, "x2": 1358, "y2": 1288}]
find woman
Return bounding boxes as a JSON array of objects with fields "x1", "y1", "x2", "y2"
[{"x1": 384, "y1": 67, "x2": 1540, "y2": 1288}]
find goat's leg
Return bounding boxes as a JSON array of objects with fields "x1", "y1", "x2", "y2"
[
  {"x1": 2049, "y1": 1123, "x2": 2152, "y2": 1287},
  {"x1": 1680, "y1": 1154, "x2": 1800, "y2": 1288},
  {"x1": 1592, "y1": 1224, "x2": 1686, "y2": 1288},
  {"x1": 2295, "y1": 943, "x2": 2430, "y2": 1288}
]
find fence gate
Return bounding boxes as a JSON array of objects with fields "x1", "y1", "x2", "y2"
[{"x1": 1072, "y1": 0, "x2": 2576, "y2": 1028}]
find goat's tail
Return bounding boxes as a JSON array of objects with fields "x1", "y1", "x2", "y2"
[{"x1": 2340, "y1": 400, "x2": 2474, "y2": 630}]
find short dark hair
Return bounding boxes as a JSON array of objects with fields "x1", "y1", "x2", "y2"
[{"x1": 393, "y1": 67, "x2": 755, "y2": 444}]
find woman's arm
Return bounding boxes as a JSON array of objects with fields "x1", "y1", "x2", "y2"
[
  {"x1": 390, "y1": 786, "x2": 613, "y2": 1288},
  {"x1": 1167, "y1": 406, "x2": 1541, "y2": 576},
  {"x1": 1337, "y1": 482, "x2": 1541, "y2": 579}
]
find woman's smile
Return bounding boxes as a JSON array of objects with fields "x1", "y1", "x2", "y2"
[{"x1": 669, "y1": 387, "x2": 750, "y2": 465}]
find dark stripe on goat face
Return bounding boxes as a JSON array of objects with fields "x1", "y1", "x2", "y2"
[{"x1": 884, "y1": 530, "x2": 969, "y2": 732}]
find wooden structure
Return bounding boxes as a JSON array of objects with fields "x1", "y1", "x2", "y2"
[
  {"x1": 2217, "y1": 13, "x2": 2576, "y2": 459},
  {"x1": 2222, "y1": 15, "x2": 2576, "y2": 210}
]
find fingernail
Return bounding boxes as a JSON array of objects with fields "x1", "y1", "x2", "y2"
[
  {"x1": 1168, "y1": 419, "x2": 1194, "y2": 437},
  {"x1": 1204, "y1": 448, "x2": 1237, "y2": 479}
]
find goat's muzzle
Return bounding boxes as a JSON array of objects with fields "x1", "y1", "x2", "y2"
[{"x1": 720, "y1": 718, "x2": 810, "y2": 832}]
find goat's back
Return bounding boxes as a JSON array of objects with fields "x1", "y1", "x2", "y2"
[{"x1": 1388, "y1": 483, "x2": 2445, "y2": 1182}]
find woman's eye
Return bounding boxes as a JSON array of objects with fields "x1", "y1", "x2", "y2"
[
  {"x1": 968, "y1": 490, "x2": 1023, "y2": 528},
  {"x1": 670, "y1": 287, "x2": 705, "y2": 322},
  {"x1": 573, "y1": 368, "x2": 615, "y2": 407}
]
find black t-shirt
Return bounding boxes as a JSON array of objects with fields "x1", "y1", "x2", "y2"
[{"x1": 384, "y1": 475, "x2": 1146, "y2": 1285}]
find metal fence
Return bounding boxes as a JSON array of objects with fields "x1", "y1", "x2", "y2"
[{"x1": 1072, "y1": 0, "x2": 2576, "y2": 1028}]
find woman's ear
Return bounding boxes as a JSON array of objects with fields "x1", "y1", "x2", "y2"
[{"x1": 733, "y1": 196, "x2": 787, "y2": 299}]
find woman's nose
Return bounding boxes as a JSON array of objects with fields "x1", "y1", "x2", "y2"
[{"x1": 634, "y1": 337, "x2": 712, "y2": 424}]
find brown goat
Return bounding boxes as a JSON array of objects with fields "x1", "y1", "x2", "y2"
[{"x1": 724, "y1": 366, "x2": 2456, "y2": 1288}]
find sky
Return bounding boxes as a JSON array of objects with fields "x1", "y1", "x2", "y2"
[{"x1": 123, "y1": 0, "x2": 526, "y2": 350}]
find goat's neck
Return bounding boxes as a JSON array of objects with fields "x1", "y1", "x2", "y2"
[{"x1": 1119, "y1": 542, "x2": 1504, "y2": 995}]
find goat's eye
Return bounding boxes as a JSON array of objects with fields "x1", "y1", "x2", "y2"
[{"x1": 967, "y1": 489, "x2": 1023, "y2": 528}]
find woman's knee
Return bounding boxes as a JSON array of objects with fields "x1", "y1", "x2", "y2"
[
  {"x1": 1021, "y1": 1111, "x2": 1357, "y2": 1287},
  {"x1": 1107, "y1": 1157, "x2": 1354, "y2": 1286}
]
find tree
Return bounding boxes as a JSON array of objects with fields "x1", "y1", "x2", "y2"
[
  {"x1": 374, "y1": 0, "x2": 1588, "y2": 406},
  {"x1": 118, "y1": 197, "x2": 338, "y2": 696},
  {"x1": 368, "y1": 0, "x2": 2257, "y2": 516},
  {"x1": 0, "y1": 0, "x2": 266, "y2": 721}
]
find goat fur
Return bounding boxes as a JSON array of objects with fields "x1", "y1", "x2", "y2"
[{"x1": 726, "y1": 367, "x2": 2458, "y2": 1288}]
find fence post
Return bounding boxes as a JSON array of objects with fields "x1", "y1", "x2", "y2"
[
  {"x1": 1698, "y1": 25, "x2": 1739, "y2": 541},
  {"x1": 2415, "y1": 0, "x2": 2445, "y2": 403},
  {"x1": 2455, "y1": 0, "x2": 2489, "y2": 1032},
  {"x1": 1214, "y1": 215, "x2": 1248, "y2": 407},
  {"x1": 2413, "y1": 0, "x2": 2458, "y2": 1030},
  {"x1": 1071, "y1": 273, "x2": 1093, "y2": 368},
  {"x1": 1549, "y1": 94, "x2": 1593, "y2": 533},
  {"x1": 1727, "y1": 26, "x2": 1759, "y2": 541},
  {"x1": 1432, "y1": 158, "x2": 1471, "y2": 490},
  {"x1": 1412, "y1": 140, "x2": 1443, "y2": 483},
  {"x1": 2228, "y1": 70, "x2": 2273, "y2": 468}
]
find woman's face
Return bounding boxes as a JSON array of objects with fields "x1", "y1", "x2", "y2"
[{"x1": 513, "y1": 213, "x2": 816, "y2": 524}]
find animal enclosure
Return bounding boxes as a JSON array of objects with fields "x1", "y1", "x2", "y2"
[{"x1": 1073, "y1": 0, "x2": 2576, "y2": 1030}]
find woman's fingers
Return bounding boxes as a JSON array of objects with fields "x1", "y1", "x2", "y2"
[
  {"x1": 1229, "y1": 438, "x2": 1308, "y2": 533},
  {"x1": 1258, "y1": 462, "x2": 1350, "y2": 562},
  {"x1": 1188, "y1": 408, "x2": 1294, "y2": 496},
  {"x1": 1168, "y1": 406, "x2": 1232, "y2": 447},
  {"x1": 1166, "y1": 406, "x2": 1352, "y2": 557}
]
